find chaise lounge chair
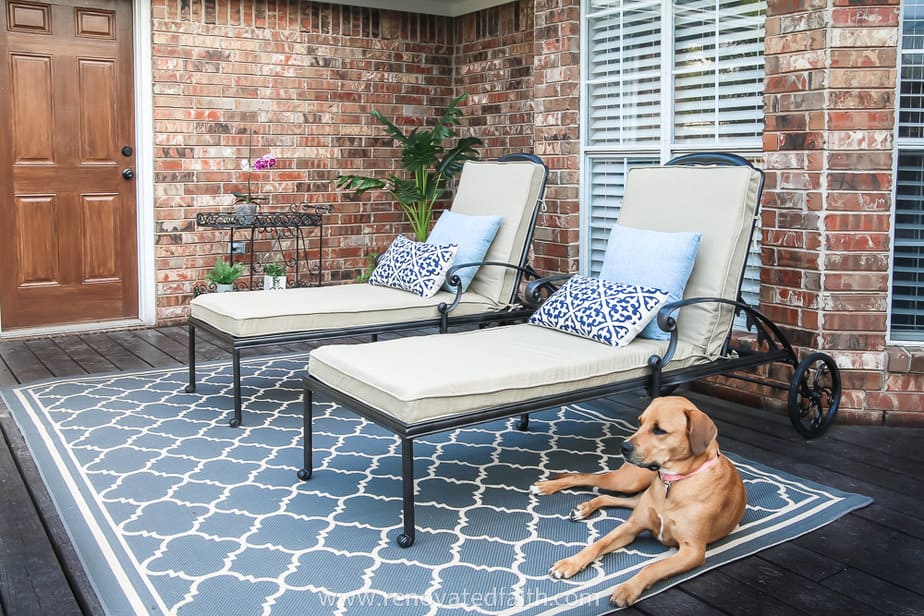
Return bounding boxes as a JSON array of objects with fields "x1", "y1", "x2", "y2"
[
  {"x1": 298, "y1": 153, "x2": 842, "y2": 547},
  {"x1": 186, "y1": 154, "x2": 549, "y2": 427}
]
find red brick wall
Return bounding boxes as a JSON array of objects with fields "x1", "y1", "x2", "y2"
[
  {"x1": 700, "y1": 0, "x2": 922, "y2": 426},
  {"x1": 151, "y1": 2, "x2": 457, "y2": 320},
  {"x1": 531, "y1": 0, "x2": 581, "y2": 276},
  {"x1": 153, "y1": 0, "x2": 579, "y2": 322}
]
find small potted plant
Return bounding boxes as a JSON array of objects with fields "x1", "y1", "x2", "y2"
[
  {"x1": 263, "y1": 262, "x2": 287, "y2": 290},
  {"x1": 206, "y1": 259, "x2": 244, "y2": 292}
]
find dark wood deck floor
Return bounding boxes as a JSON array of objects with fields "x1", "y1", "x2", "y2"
[{"x1": 1, "y1": 326, "x2": 923, "y2": 616}]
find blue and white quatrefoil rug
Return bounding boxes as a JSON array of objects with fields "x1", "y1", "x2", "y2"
[{"x1": 2, "y1": 356, "x2": 871, "y2": 615}]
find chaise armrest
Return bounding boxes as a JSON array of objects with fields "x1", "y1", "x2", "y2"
[
  {"x1": 437, "y1": 261, "x2": 543, "y2": 324},
  {"x1": 523, "y1": 273, "x2": 571, "y2": 308},
  {"x1": 649, "y1": 296, "x2": 796, "y2": 371}
]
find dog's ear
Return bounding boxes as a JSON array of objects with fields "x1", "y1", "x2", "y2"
[{"x1": 686, "y1": 407, "x2": 717, "y2": 456}]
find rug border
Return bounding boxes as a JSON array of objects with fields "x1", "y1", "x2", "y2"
[{"x1": 2, "y1": 385, "x2": 163, "y2": 615}]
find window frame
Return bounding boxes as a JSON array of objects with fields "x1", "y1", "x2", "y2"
[{"x1": 889, "y1": 1, "x2": 924, "y2": 344}]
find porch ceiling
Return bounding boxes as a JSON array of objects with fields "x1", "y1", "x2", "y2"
[{"x1": 325, "y1": 0, "x2": 514, "y2": 17}]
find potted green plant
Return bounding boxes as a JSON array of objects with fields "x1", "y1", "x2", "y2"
[
  {"x1": 335, "y1": 93, "x2": 482, "y2": 241},
  {"x1": 206, "y1": 259, "x2": 244, "y2": 292},
  {"x1": 262, "y1": 261, "x2": 287, "y2": 290}
]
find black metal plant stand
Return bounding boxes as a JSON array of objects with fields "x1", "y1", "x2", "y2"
[{"x1": 194, "y1": 203, "x2": 327, "y2": 294}]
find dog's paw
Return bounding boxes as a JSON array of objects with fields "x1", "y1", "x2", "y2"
[
  {"x1": 548, "y1": 557, "x2": 586, "y2": 580},
  {"x1": 609, "y1": 581, "x2": 643, "y2": 607},
  {"x1": 530, "y1": 480, "x2": 558, "y2": 496},
  {"x1": 568, "y1": 502, "x2": 597, "y2": 521}
]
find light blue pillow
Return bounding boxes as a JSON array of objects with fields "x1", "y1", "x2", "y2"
[
  {"x1": 528, "y1": 276, "x2": 670, "y2": 347},
  {"x1": 426, "y1": 210, "x2": 502, "y2": 293},
  {"x1": 599, "y1": 224, "x2": 702, "y2": 340}
]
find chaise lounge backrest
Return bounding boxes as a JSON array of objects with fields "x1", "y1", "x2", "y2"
[
  {"x1": 618, "y1": 163, "x2": 763, "y2": 357},
  {"x1": 452, "y1": 158, "x2": 548, "y2": 305}
]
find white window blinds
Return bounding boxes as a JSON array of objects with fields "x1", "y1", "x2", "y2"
[
  {"x1": 673, "y1": 1, "x2": 765, "y2": 145},
  {"x1": 586, "y1": 1, "x2": 662, "y2": 145},
  {"x1": 582, "y1": 0, "x2": 766, "y2": 324}
]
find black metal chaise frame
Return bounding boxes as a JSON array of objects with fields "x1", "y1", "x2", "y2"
[
  {"x1": 184, "y1": 153, "x2": 550, "y2": 427},
  {"x1": 298, "y1": 153, "x2": 842, "y2": 548}
]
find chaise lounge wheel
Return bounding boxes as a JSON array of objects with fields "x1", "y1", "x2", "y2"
[
  {"x1": 396, "y1": 533, "x2": 414, "y2": 548},
  {"x1": 788, "y1": 352, "x2": 841, "y2": 439},
  {"x1": 297, "y1": 468, "x2": 312, "y2": 481},
  {"x1": 229, "y1": 417, "x2": 241, "y2": 428},
  {"x1": 184, "y1": 384, "x2": 196, "y2": 393}
]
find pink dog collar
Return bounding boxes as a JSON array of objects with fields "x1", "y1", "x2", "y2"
[{"x1": 658, "y1": 450, "x2": 722, "y2": 498}]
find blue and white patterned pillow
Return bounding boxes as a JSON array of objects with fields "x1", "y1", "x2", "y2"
[
  {"x1": 368, "y1": 235, "x2": 459, "y2": 298},
  {"x1": 528, "y1": 275, "x2": 671, "y2": 347}
]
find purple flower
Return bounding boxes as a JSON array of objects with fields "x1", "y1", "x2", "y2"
[{"x1": 252, "y1": 154, "x2": 276, "y2": 170}]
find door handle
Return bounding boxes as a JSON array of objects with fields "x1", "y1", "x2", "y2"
[{"x1": 122, "y1": 168, "x2": 135, "y2": 180}]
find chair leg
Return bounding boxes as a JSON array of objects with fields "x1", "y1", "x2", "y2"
[
  {"x1": 184, "y1": 323, "x2": 197, "y2": 393},
  {"x1": 229, "y1": 348, "x2": 243, "y2": 428},
  {"x1": 396, "y1": 437, "x2": 416, "y2": 548},
  {"x1": 297, "y1": 385, "x2": 313, "y2": 481},
  {"x1": 516, "y1": 414, "x2": 529, "y2": 431}
]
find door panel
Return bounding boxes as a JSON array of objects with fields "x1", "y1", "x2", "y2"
[
  {"x1": 11, "y1": 54, "x2": 54, "y2": 163},
  {"x1": 0, "y1": 0, "x2": 138, "y2": 329},
  {"x1": 79, "y1": 59, "x2": 117, "y2": 162},
  {"x1": 16, "y1": 195, "x2": 58, "y2": 285},
  {"x1": 82, "y1": 194, "x2": 120, "y2": 282}
]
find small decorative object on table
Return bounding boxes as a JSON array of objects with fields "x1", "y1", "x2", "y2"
[
  {"x1": 205, "y1": 259, "x2": 243, "y2": 292},
  {"x1": 233, "y1": 130, "x2": 276, "y2": 224},
  {"x1": 262, "y1": 261, "x2": 286, "y2": 290}
]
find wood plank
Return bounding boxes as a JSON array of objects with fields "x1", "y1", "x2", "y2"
[
  {"x1": 104, "y1": 330, "x2": 180, "y2": 368},
  {"x1": 132, "y1": 328, "x2": 190, "y2": 363},
  {"x1": 0, "y1": 355, "x2": 17, "y2": 387},
  {"x1": 721, "y1": 555, "x2": 877, "y2": 614},
  {"x1": 159, "y1": 325, "x2": 227, "y2": 362},
  {"x1": 77, "y1": 332, "x2": 150, "y2": 372},
  {"x1": 633, "y1": 588, "x2": 728, "y2": 615},
  {"x1": 23, "y1": 338, "x2": 85, "y2": 378},
  {"x1": 0, "y1": 340, "x2": 52, "y2": 383},
  {"x1": 821, "y1": 566, "x2": 924, "y2": 616},
  {"x1": 758, "y1": 540, "x2": 857, "y2": 582},
  {"x1": 52, "y1": 333, "x2": 119, "y2": 375},
  {"x1": 0, "y1": 405, "x2": 85, "y2": 616},
  {"x1": 792, "y1": 515, "x2": 924, "y2": 594},
  {"x1": 678, "y1": 568, "x2": 811, "y2": 615}
]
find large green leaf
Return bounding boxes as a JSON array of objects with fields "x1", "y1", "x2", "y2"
[
  {"x1": 335, "y1": 175, "x2": 387, "y2": 195},
  {"x1": 334, "y1": 93, "x2": 482, "y2": 241}
]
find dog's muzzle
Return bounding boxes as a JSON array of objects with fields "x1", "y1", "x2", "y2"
[{"x1": 621, "y1": 440, "x2": 661, "y2": 471}]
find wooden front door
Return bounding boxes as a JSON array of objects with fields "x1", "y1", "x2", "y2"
[{"x1": 0, "y1": 0, "x2": 138, "y2": 330}]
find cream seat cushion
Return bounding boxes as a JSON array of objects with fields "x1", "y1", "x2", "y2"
[
  {"x1": 190, "y1": 284, "x2": 495, "y2": 338},
  {"x1": 309, "y1": 323, "x2": 713, "y2": 425}
]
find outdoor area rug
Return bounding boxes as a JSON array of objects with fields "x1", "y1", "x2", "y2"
[{"x1": 2, "y1": 356, "x2": 871, "y2": 616}]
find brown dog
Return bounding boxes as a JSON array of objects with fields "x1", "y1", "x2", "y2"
[{"x1": 531, "y1": 396, "x2": 747, "y2": 607}]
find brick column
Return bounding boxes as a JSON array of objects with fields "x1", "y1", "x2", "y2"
[
  {"x1": 531, "y1": 0, "x2": 581, "y2": 275},
  {"x1": 761, "y1": 1, "x2": 899, "y2": 423}
]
